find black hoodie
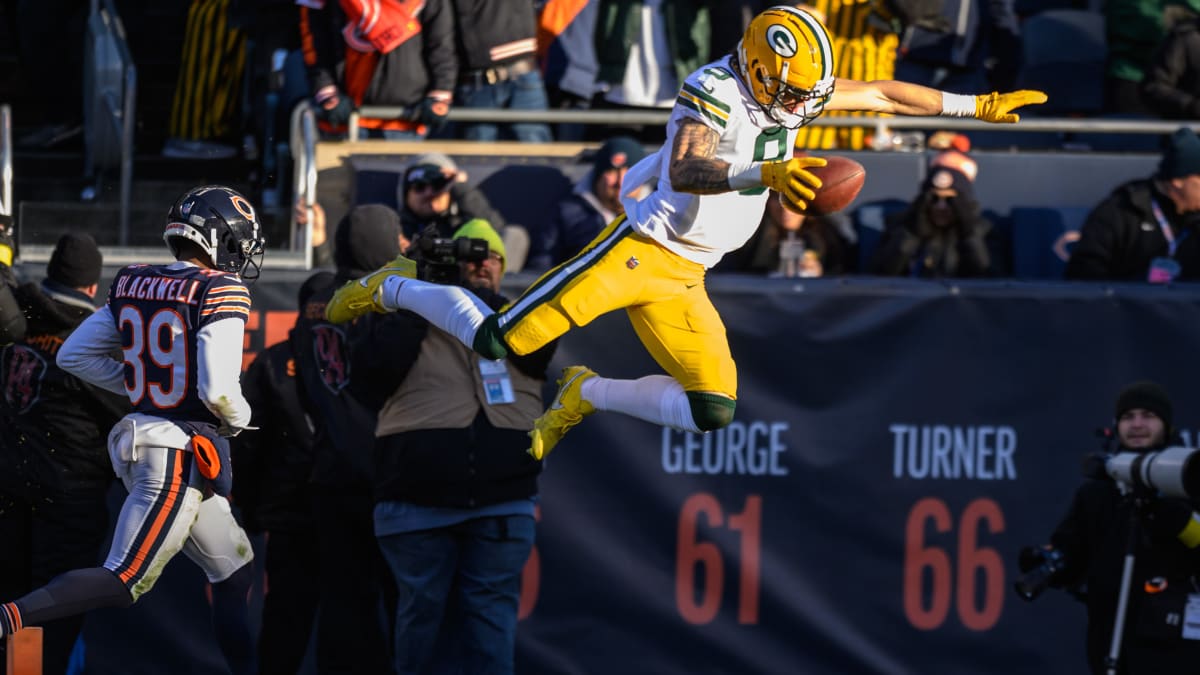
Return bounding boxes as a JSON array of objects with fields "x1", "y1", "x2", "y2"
[{"x1": 0, "y1": 280, "x2": 129, "y2": 497}]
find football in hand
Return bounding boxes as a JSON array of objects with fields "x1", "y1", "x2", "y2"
[{"x1": 780, "y1": 155, "x2": 866, "y2": 216}]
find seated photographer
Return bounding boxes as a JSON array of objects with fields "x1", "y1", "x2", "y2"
[
  {"x1": 1019, "y1": 381, "x2": 1200, "y2": 675},
  {"x1": 398, "y1": 152, "x2": 529, "y2": 272},
  {"x1": 349, "y1": 219, "x2": 556, "y2": 675}
]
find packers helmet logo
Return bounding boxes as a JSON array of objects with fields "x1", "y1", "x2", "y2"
[
  {"x1": 766, "y1": 24, "x2": 797, "y2": 58},
  {"x1": 231, "y1": 195, "x2": 256, "y2": 222}
]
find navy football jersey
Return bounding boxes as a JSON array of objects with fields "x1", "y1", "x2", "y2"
[{"x1": 106, "y1": 263, "x2": 251, "y2": 423}]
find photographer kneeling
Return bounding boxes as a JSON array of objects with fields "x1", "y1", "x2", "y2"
[
  {"x1": 350, "y1": 219, "x2": 557, "y2": 675},
  {"x1": 1019, "y1": 381, "x2": 1200, "y2": 675}
]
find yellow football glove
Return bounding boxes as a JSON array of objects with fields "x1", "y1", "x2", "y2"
[
  {"x1": 761, "y1": 156, "x2": 827, "y2": 210},
  {"x1": 975, "y1": 90, "x2": 1048, "y2": 123}
]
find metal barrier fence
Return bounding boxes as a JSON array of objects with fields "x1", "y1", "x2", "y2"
[
  {"x1": 83, "y1": 0, "x2": 136, "y2": 244},
  {"x1": 1, "y1": 104, "x2": 11, "y2": 218}
]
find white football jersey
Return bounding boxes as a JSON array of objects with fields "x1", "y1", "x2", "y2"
[{"x1": 621, "y1": 55, "x2": 798, "y2": 268}]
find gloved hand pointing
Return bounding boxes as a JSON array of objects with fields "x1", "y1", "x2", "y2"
[{"x1": 975, "y1": 90, "x2": 1048, "y2": 123}]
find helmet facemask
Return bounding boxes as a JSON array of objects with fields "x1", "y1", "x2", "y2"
[{"x1": 761, "y1": 73, "x2": 834, "y2": 129}]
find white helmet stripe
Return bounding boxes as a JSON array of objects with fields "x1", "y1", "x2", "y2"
[{"x1": 778, "y1": 6, "x2": 834, "y2": 82}]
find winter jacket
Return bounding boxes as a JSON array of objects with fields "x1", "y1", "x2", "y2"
[
  {"x1": 1066, "y1": 179, "x2": 1200, "y2": 281},
  {"x1": 527, "y1": 171, "x2": 610, "y2": 271},
  {"x1": 869, "y1": 191, "x2": 993, "y2": 278},
  {"x1": 299, "y1": 0, "x2": 457, "y2": 128},
  {"x1": 595, "y1": 0, "x2": 712, "y2": 88},
  {"x1": 232, "y1": 338, "x2": 316, "y2": 534},
  {"x1": 0, "y1": 281, "x2": 129, "y2": 497},
  {"x1": 449, "y1": 0, "x2": 540, "y2": 72},
  {"x1": 1051, "y1": 478, "x2": 1200, "y2": 674},
  {"x1": 1141, "y1": 18, "x2": 1200, "y2": 120},
  {"x1": 350, "y1": 285, "x2": 555, "y2": 508}
]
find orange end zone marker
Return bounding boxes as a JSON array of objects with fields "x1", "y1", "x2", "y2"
[{"x1": 5, "y1": 627, "x2": 42, "y2": 675}]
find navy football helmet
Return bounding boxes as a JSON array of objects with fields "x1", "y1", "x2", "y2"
[{"x1": 164, "y1": 185, "x2": 266, "y2": 279}]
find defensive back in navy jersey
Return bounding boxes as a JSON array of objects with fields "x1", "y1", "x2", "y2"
[{"x1": 107, "y1": 263, "x2": 251, "y2": 423}]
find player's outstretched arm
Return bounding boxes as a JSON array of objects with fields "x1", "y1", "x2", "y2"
[{"x1": 828, "y1": 79, "x2": 1047, "y2": 123}]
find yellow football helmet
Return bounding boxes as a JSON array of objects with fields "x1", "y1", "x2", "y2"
[{"x1": 737, "y1": 6, "x2": 836, "y2": 129}]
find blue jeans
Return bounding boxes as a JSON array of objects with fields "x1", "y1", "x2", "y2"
[
  {"x1": 456, "y1": 69, "x2": 553, "y2": 143},
  {"x1": 377, "y1": 514, "x2": 535, "y2": 675}
]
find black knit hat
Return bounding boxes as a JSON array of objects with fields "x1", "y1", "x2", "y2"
[
  {"x1": 1157, "y1": 127, "x2": 1200, "y2": 180},
  {"x1": 298, "y1": 270, "x2": 336, "y2": 310},
  {"x1": 1114, "y1": 380, "x2": 1173, "y2": 427},
  {"x1": 333, "y1": 204, "x2": 403, "y2": 277},
  {"x1": 47, "y1": 233, "x2": 103, "y2": 288},
  {"x1": 592, "y1": 136, "x2": 646, "y2": 173}
]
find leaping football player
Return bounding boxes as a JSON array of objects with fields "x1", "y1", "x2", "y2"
[{"x1": 324, "y1": 6, "x2": 1046, "y2": 459}]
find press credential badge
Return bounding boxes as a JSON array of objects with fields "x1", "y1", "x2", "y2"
[{"x1": 479, "y1": 358, "x2": 515, "y2": 405}]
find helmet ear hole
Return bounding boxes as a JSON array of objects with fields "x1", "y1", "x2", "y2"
[{"x1": 164, "y1": 185, "x2": 264, "y2": 276}]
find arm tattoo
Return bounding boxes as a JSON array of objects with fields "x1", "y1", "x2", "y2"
[{"x1": 668, "y1": 118, "x2": 734, "y2": 195}]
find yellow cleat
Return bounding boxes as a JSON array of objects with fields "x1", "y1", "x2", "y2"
[
  {"x1": 324, "y1": 254, "x2": 417, "y2": 324},
  {"x1": 529, "y1": 366, "x2": 598, "y2": 460}
]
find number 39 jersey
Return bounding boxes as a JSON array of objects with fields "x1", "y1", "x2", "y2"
[
  {"x1": 621, "y1": 55, "x2": 800, "y2": 269},
  {"x1": 106, "y1": 263, "x2": 252, "y2": 424}
]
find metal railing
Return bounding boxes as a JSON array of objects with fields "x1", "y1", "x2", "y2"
[
  {"x1": 84, "y1": 0, "x2": 136, "y2": 243},
  {"x1": 289, "y1": 101, "x2": 318, "y2": 270},
  {"x1": 289, "y1": 107, "x2": 1200, "y2": 272},
  {"x1": 0, "y1": 104, "x2": 11, "y2": 218},
  {"x1": 354, "y1": 106, "x2": 1200, "y2": 136}
]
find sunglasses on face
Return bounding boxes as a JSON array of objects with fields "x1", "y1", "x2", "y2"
[{"x1": 408, "y1": 175, "x2": 452, "y2": 193}]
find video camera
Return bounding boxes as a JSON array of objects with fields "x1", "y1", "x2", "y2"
[{"x1": 411, "y1": 231, "x2": 489, "y2": 284}]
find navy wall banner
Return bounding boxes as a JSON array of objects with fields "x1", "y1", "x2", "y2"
[{"x1": 68, "y1": 273, "x2": 1200, "y2": 674}]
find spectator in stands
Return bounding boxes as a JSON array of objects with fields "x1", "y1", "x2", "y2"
[
  {"x1": 715, "y1": 193, "x2": 856, "y2": 277},
  {"x1": 291, "y1": 205, "x2": 400, "y2": 674},
  {"x1": 892, "y1": 0, "x2": 1022, "y2": 96},
  {"x1": 0, "y1": 216, "x2": 25, "y2": 345},
  {"x1": 869, "y1": 155, "x2": 994, "y2": 278},
  {"x1": 527, "y1": 135, "x2": 646, "y2": 271},
  {"x1": 299, "y1": 0, "x2": 456, "y2": 139},
  {"x1": 591, "y1": 0, "x2": 712, "y2": 143},
  {"x1": 795, "y1": 1, "x2": 900, "y2": 150},
  {"x1": 163, "y1": 0, "x2": 247, "y2": 158},
  {"x1": 0, "y1": 234, "x2": 129, "y2": 675},
  {"x1": 1103, "y1": 0, "x2": 1173, "y2": 116},
  {"x1": 537, "y1": 0, "x2": 600, "y2": 142},
  {"x1": 349, "y1": 218, "x2": 553, "y2": 675},
  {"x1": 231, "y1": 271, "x2": 333, "y2": 675},
  {"x1": 1140, "y1": 9, "x2": 1200, "y2": 120},
  {"x1": 399, "y1": 152, "x2": 529, "y2": 272},
  {"x1": 451, "y1": 0, "x2": 552, "y2": 143},
  {"x1": 1066, "y1": 127, "x2": 1200, "y2": 282}
]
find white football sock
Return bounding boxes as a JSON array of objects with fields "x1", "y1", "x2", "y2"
[
  {"x1": 380, "y1": 276, "x2": 493, "y2": 348},
  {"x1": 581, "y1": 374, "x2": 700, "y2": 432}
]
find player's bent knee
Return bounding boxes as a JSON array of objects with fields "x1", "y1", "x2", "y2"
[
  {"x1": 687, "y1": 392, "x2": 736, "y2": 431},
  {"x1": 471, "y1": 314, "x2": 509, "y2": 360}
]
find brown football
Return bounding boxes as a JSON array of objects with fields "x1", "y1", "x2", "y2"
[{"x1": 782, "y1": 156, "x2": 866, "y2": 216}]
